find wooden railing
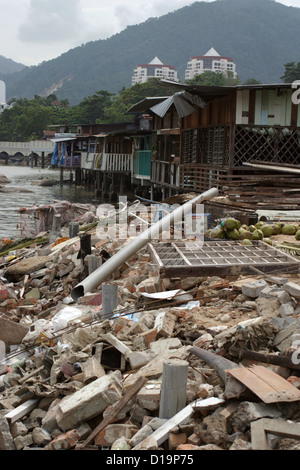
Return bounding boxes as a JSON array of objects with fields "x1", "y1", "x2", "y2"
[
  {"x1": 151, "y1": 160, "x2": 181, "y2": 188},
  {"x1": 101, "y1": 153, "x2": 132, "y2": 172},
  {"x1": 180, "y1": 164, "x2": 228, "y2": 193}
]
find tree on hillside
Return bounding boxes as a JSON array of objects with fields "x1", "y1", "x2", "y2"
[
  {"x1": 281, "y1": 62, "x2": 300, "y2": 83},
  {"x1": 243, "y1": 78, "x2": 262, "y2": 85},
  {"x1": 185, "y1": 71, "x2": 241, "y2": 87},
  {"x1": 102, "y1": 78, "x2": 182, "y2": 123},
  {"x1": 73, "y1": 90, "x2": 114, "y2": 124}
]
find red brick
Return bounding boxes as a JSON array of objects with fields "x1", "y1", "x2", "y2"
[
  {"x1": 176, "y1": 444, "x2": 201, "y2": 450},
  {"x1": 168, "y1": 433, "x2": 187, "y2": 450}
]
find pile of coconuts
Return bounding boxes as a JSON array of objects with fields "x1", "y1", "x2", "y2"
[{"x1": 205, "y1": 218, "x2": 300, "y2": 246}]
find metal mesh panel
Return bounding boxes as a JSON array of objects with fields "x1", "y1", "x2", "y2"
[{"x1": 234, "y1": 126, "x2": 300, "y2": 167}]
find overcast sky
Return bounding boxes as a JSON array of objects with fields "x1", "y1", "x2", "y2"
[{"x1": 1, "y1": 0, "x2": 300, "y2": 67}]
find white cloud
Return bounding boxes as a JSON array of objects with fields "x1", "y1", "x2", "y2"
[
  {"x1": 18, "y1": 0, "x2": 87, "y2": 44},
  {"x1": 0, "y1": 0, "x2": 300, "y2": 66}
]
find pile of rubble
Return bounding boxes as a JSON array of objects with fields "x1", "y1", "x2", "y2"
[{"x1": 1, "y1": 206, "x2": 300, "y2": 451}]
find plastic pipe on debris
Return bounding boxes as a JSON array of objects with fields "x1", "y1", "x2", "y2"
[{"x1": 71, "y1": 187, "x2": 219, "y2": 301}]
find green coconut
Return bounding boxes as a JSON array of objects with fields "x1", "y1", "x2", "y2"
[
  {"x1": 249, "y1": 225, "x2": 257, "y2": 233},
  {"x1": 271, "y1": 224, "x2": 281, "y2": 235},
  {"x1": 255, "y1": 221, "x2": 265, "y2": 229},
  {"x1": 227, "y1": 228, "x2": 240, "y2": 240},
  {"x1": 241, "y1": 224, "x2": 249, "y2": 230},
  {"x1": 210, "y1": 226, "x2": 225, "y2": 239},
  {"x1": 261, "y1": 225, "x2": 274, "y2": 237},
  {"x1": 295, "y1": 230, "x2": 300, "y2": 241},
  {"x1": 252, "y1": 229, "x2": 264, "y2": 240},
  {"x1": 222, "y1": 218, "x2": 241, "y2": 231},
  {"x1": 241, "y1": 239, "x2": 252, "y2": 246},
  {"x1": 239, "y1": 230, "x2": 253, "y2": 240},
  {"x1": 281, "y1": 224, "x2": 297, "y2": 235},
  {"x1": 263, "y1": 238, "x2": 273, "y2": 246}
]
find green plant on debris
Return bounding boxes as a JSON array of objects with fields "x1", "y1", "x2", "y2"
[{"x1": 0, "y1": 237, "x2": 49, "y2": 257}]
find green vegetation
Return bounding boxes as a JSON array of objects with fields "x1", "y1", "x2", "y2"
[
  {"x1": 186, "y1": 71, "x2": 241, "y2": 87},
  {"x1": 281, "y1": 62, "x2": 300, "y2": 83},
  {"x1": 3, "y1": 0, "x2": 300, "y2": 104},
  {"x1": 0, "y1": 78, "x2": 181, "y2": 141}
]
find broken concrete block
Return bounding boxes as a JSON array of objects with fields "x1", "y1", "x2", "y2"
[
  {"x1": 101, "y1": 333, "x2": 132, "y2": 357},
  {"x1": 82, "y1": 356, "x2": 106, "y2": 383},
  {"x1": 56, "y1": 371, "x2": 124, "y2": 432},
  {"x1": 41, "y1": 399, "x2": 62, "y2": 434},
  {"x1": 14, "y1": 433, "x2": 33, "y2": 450},
  {"x1": 137, "y1": 383, "x2": 161, "y2": 411},
  {"x1": 132, "y1": 435, "x2": 158, "y2": 450},
  {"x1": 94, "y1": 424, "x2": 138, "y2": 446},
  {"x1": 255, "y1": 296, "x2": 280, "y2": 317},
  {"x1": 0, "y1": 316, "x2": 29, "y2": 345},
  {"x1": 197, "y1": 414, "x2": 229, "y2": 447},
  {"x1": 0, "y1": 415, "x2": 15, "y2": 450},
  {"x1": 32, "y1": 427, "x2": 52, "y2": 446},
  {"x1": 283, "y1": 282, "x2": 300, "y2": 299},
  {"x1": 154, "y1": 311, "x2": 176, "y2": 338},
  {"x1": 127, "y1": 350, "x2": 155, "y2": 370},
  {"x1": 273, "y1": 321, "x2": 300, "y2": 350},
  {"x1": 128, "y1": 424, "x2": 153, "y2": 447},
  {"x1": 279, "y1": 303, "x2": 295, "y2": 317},
  {"x1": 230, "y1": 401, "x2": 281, "y2": 433},
  {"x1": 132, "y1": 328, "x2": 157, "y2": 350},
  {"x1": 150, "y1": 338, "x2": 182, "y2": 356},
  {"x1": 111, "y1": 437, "x2": 132, "y2": 450},
  {"x1": 10, "y1": 421, "x2": 28, "y2": 438},
  {"x1": 5, "y1": 256, "x2": 50, "y2": 281},
  {"x1": 241, "y1": 279, "x2": 268, "y2": 298}
]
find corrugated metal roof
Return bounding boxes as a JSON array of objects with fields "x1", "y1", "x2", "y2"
[{"x1": 149, "y1": 92, "x2": 206, "y2": 118}]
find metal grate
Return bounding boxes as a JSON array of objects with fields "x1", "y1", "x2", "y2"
[
  {"x1": 234, "y1": 125, "x2": 300, "y2": 168},
  {"x1": 148, "y1": 240, "x2": 300, "y2": 277}
]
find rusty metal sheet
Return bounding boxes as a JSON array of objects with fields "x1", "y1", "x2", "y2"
[{"x1": 226, "y1": 365, "x2": 300, "y2": 403}]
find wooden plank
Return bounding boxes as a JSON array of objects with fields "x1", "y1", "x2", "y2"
[
  {"x1": 250, "y1": 365, "x2": 300, "y2": 402},
  {"x1": 226, "y1": 366, "x2": 300, "y2": 403},
  {"x1": 5, "y1": 398, "x2": 40, "y2": 424}
]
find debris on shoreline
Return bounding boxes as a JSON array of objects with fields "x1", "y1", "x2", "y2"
[{"x1": 1, "y1": 195, "x2": 300, "y2": 451}]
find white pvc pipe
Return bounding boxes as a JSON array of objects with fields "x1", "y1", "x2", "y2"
[{"x1": 71, "y1": 187, "x2": 219, "y2": 301}]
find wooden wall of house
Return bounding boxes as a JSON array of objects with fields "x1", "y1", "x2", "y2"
[
  {"x1": 182, "y1": 95, "x2": 235, "y2": 129},
  {"x1": 236, "y1": 88, "x2": 300, "y2": 127}
]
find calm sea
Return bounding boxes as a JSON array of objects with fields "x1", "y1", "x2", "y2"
[{"x1": 0, "y1": 165, "x2": 103, "y2": 239}]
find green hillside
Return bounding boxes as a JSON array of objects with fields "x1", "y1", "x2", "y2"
[
  {"x1": 3, "y1": 0, "x2": 300, "y2": 104},
  {"x1": 0, "y1": 56, "x2": 26, "y2": 76}
]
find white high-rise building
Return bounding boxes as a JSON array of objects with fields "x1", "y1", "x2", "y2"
[
  {"x1": 185, "y1": 47, "x2": 237, "y2": 81},
  {"x1": 132, "y1": 57, "x2": 179, "y2": 85},
  {"x1": 0, "y1": 80, "x2": 9, "y2": 114}
]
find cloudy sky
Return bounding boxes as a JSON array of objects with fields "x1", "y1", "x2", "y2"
[{"x1": 1, "y1": 0, "x2": 300, "y2": 66}]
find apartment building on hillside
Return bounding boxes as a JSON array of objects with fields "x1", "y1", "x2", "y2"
[
  {"x1": 132, "y1": 57, "x2": 179, "y2": 85},
  {"x1": 185, "y1": 47, "x2": 237, "y2": 81}
]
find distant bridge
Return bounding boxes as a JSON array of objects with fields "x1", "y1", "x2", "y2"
[{"x1": 0, "y1": 140, "x2": 55, "y2": 164}]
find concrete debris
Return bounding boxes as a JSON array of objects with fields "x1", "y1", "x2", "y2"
[{"x1": 1, "y1": 203, "x2": 300, "y2": 451}]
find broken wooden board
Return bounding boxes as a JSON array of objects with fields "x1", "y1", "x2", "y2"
[
  {"x1": 226, "y1": 365, "x2": 300, "y2": 403},
  {"x1": 251, "y1": 418, "x2": 300, "y2": 450}
]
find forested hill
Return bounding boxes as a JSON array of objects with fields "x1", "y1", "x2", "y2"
[
  {"x1": 3, "y1": 0, "x2": 300, "y2": 104},
  {"x1": 0, "y1": 56, "x2": 26, "y2": 76}
]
